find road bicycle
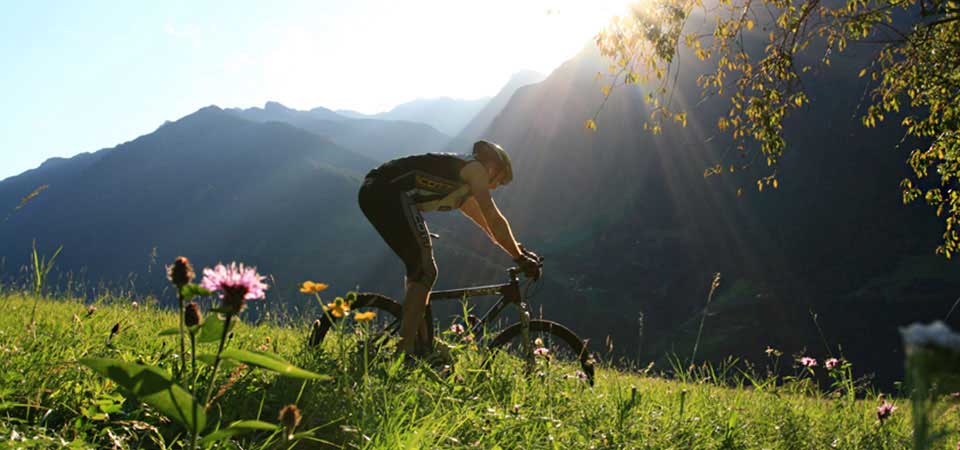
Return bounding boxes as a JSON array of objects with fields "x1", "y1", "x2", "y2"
[{"x1": 308, "y1": 256, "x2": 595, "y2": 384}]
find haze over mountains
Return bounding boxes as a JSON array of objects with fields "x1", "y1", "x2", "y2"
[
  {"x1": 1, "y1": 46, "x2": 957, "y2": 387},
  {"x1": 336, "y1": 96, "x2": 489, "y2": 137}
]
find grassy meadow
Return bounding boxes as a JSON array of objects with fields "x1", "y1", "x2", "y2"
[{"x1": 1, "y1": 293, "x2": 958, "y2": 449}]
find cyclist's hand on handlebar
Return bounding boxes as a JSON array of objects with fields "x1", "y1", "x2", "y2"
[
  {"x1": 515, "y1": 253, "x2": 542, "y2": 280},
  {"x1": 517, "y1": 244, "x2": 543, "y2": 263}
]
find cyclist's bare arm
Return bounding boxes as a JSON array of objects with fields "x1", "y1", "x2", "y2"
[
  {"x1": 460, "y1": 197, "x2": 511, "y2": 253},
  {"x1": 462, "y1": 163, "x2": 522, "y2": 259}
]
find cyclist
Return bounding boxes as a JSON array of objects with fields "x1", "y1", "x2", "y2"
[{"x1": 358, "y1": 140, "x2": 541, "y2": 356}]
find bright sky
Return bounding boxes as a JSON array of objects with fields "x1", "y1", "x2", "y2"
[{"x1": 0, "y1": 0, "x2": 630, "y2": 181}]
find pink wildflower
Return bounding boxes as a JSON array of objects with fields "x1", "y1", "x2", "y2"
[
  {"x1": 200, "y1": 262, "x2": 268, "y2": 314},
  {"x1": 450, "y1": 323, "x2": 465, "y2": 334},
  {"x1": 825, "y1": 358, "x2": 840, "y2": 369},
  {"x1": 533, "y1": 347, "x2": 549, "y2": 357},
  {"x1": 876, "y1": 401, "x2": 896, "y2": 423},
  {"x1": 799, "y1": 356, "x2": 818, "y2": 367}
]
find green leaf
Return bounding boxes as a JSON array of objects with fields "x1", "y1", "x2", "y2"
[
  {"x1": 387, "y1": 354, "x2": 405, "y2": 379},
  {"x1": 180, "y1": 283, "x2": 213, "y2": 300},
  {"x1": 199, "y1": 420, "x2": 279, "y2": 445},
  {"x1": 79, "y1": 358, "x2": 206, "y2": 433},
  {"x1": 197, "y1": 315, "x2": 235, "y2": 344},
  {"x1": 212, "y1": 349, "x2": 331, "y2": 380},
  {"x1": 158, "y1": 327, "x2": 179, "y2": 337},
  {"x1": 195, "y1": 354, "x2": 241, "y2": 371}
]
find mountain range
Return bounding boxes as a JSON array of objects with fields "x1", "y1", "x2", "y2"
[
  {"x1": 225, "y1": 101, "x2": 449, "y2": 162},
  {"x1": 1, "y1": 46, "x2": 957, "y2": 387}
]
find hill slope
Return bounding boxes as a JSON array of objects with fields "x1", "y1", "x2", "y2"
[{"x1": 2, "y1": 294, "x2": 950, "y2": 448}]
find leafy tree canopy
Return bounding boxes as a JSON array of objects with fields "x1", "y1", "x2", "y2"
[{"x1": 593, "y1": 0, "x2": 959, "y2": 256}]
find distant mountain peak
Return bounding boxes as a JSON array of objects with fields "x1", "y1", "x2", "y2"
[
  {"x1": 264, "y1": 101, "x2": 293, "y2": 112},
  {"x1": 177, "y1": 105, "x2": 227, "y2": 122},
  {"x1": 158, "y1": 105, "x2": 250, "y2": 133},
  {"x1": 309, "y1": 105, "x2": 337, "y2": 115},
  {"x1": 194, "y1": 105, "x2": 224, "y2": 115}
]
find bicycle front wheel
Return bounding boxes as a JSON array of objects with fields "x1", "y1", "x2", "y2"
[
  {"x1": 308, "y1": 293, "x2": 403, "y2": 347},
  {"x1": 488, "y1": 320, "x2": 596, "y2": 385}
]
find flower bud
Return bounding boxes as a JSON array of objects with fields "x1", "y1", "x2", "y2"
[
  {"x1": 167, "y1": 256, "x2": 195, "y2": 289},
  {"x1": 222, "y1": 285, "x2": 249, "y2": 314},
  {"x1": 184, "y1": 302, "x2": 202, "y2": 327},
  {"x1": 278, "y1": 404, "x2": 302, "y2": 439}
]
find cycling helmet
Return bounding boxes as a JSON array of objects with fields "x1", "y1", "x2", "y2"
[{"x1": 472, "y1": 140, "x2": 513, "y2": 185}]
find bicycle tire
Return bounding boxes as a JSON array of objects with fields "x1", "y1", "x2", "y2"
[
  {"x1": 308, "y1": 292, "x2": 403, "y2": 347},
  {"x1": 488, "y1": 320, "x2": 596, "y2": 385}
]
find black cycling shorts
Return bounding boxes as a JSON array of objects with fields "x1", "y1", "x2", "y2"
[{"x1": 358, "y1": 177, "x2": 438, "y2": 287}]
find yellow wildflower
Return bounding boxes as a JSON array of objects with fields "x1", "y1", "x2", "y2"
[
  {"x1": 324, "y1": 297, "x2": 350, "y2": 318},
  {"x1": 300, "y1": 281, "x2": 329, "y2": 294},
  {"x1": 354, "y1": 311, "x2": 377, "y2": 322}
]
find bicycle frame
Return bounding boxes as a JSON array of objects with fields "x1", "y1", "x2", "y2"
[
  {"x1": 308, "y1": 263, "x2": 592, "y2": 383},
  {"x1": 428, "y1": 267, "x2": 525, "y2": 337}
]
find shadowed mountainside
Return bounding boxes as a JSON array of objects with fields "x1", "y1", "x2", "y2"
[
  {"x1": 0, "y1": 106, "x2": 395, "y2": 297},
  {"x1": 445, "y1": 70, "x2": 546, "y2": 153}
]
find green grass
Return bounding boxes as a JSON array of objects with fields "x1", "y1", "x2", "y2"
[{"x1": 1, "y1": 293, "x2": 957, "y2": 449}]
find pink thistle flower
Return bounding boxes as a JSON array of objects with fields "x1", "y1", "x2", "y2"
[
  {"x1": 876, "y1": 401, "x2": 896, "y2": 423},
  {"x1": 825, "y1": 358, "x2": 840, "y2": 369},
  {"x1": 533, "y1": 347, "x2": 550, "y2": 357},
  {"x1": 201, "y1": 262, "x2": 268, "y2": 314},
  {"x1": 799, "y1": 356, "x2": 818, "y2": 367},
  {"x1": 450, "y1": 323, "x2": 465, "y2": 334}
]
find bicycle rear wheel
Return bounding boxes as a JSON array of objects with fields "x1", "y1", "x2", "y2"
[
  {"x1": 308, "y1": 293, "x2": 403, "y2": 347},
  {"x1": 488, "y1": 320, "x2": 596, "y2": 385}
]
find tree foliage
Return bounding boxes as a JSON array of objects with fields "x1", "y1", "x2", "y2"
[{"x1": 594, "y1": 0, "x2": 960, "y2": 256}]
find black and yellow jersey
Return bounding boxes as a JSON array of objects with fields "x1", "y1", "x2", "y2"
[{"x1": 366, "y1": 153, "x2": 478, "y2": 212}]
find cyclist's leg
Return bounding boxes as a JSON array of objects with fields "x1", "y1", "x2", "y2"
[
  {"x1": 358, "y1": 181, "x2": 437, "y2": 355},
  {"x1": 397, "y1": 193, "x2": 437, "y2": 354}
]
